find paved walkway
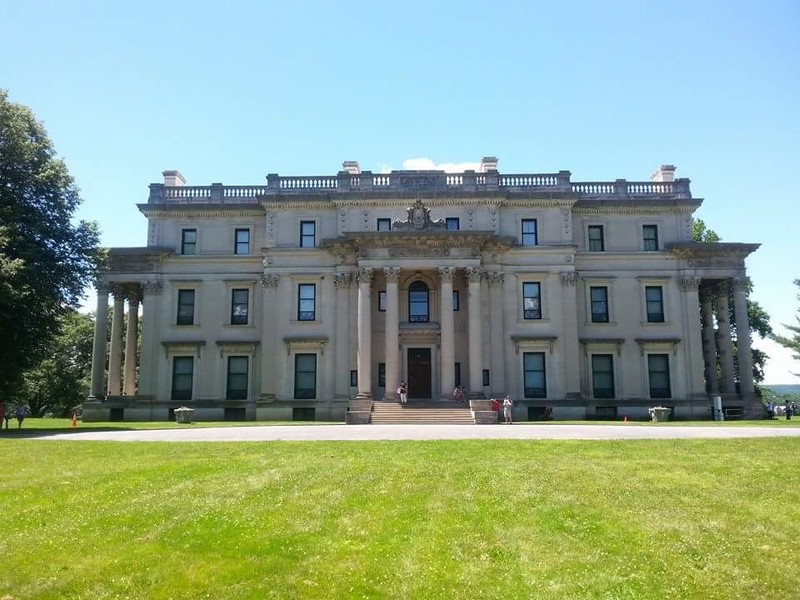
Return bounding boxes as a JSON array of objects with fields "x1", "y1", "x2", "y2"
[{"x1": 28, "y1": 424, "x2": 800, "y2": 442}]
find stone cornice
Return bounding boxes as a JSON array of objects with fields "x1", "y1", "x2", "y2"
[
  {"x1": 667, "y1": 242, "x2": 759, "y2": 269},
  {"x1": 574, "y1": 199, "x2": 702, "y2": 215},
  {"x1": 106, "y1": 247, "x2": 175, "y2": 273},
  {"x1": 322, "y1": 231, "x2": 513, "y2": 259},
  {"x1": 138, "y1": 204, "x2": 266, "y2": 219}
]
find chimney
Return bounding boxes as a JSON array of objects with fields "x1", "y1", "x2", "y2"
[
  {"x1": 650, "y1": 165, "x2": 676, "y2": 182},
  {"x1": 480, "y1": 156, "x2": 499, "y2": 172},
  {"x1": 162, "y1": 170, "x2": 186, "y2": 187},
  {"x1": 342, "y1": 160, "x2": 360, "y2": 175}
]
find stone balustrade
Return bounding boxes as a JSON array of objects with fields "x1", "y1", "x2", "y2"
[{"x1": 147, "y1": 169, "x2": 692, "y2": 203}]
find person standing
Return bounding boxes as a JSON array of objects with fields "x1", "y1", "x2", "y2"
[
  {"x1": 503, "y1": 395, "x2": 514, "y2": 425},
  {"x1": 786, "y1": 401, "x2": 794, "y2": 421},
  {"x1": 398, "y1": 382, "x2": 408, "y2": 405},
  {"x1": 15, "y1": 405, "x2": 26, "y2": 429},
  {"x1": 453, "y1": 385, "x2": 463, "y2": 405},
  {"x1": 766, "y1": 400, "x2": 774, "y2": 420}
]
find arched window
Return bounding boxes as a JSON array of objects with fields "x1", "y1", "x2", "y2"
[{"x1": 409, "y1": 281, "x2": 430, "y2": 322}]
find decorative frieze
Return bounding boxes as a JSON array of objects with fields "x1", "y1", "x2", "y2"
[
  {"x1": 486, "y1": 271, "x2": 504, "y2": 286},
  {"x1": 391, "y1": 199, "x2": 445, "y2": 231},
  {"x1": 559, "y1": 271, "x2": 578, "y2": 287},
  {"x1": 140, "y1": 280, "x2": 163, "y2": 295},
  {"x1": 678, "y1": 276, "x2": 701, "y2": 291}
]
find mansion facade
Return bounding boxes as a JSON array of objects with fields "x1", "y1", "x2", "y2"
[{"x1": 83, "y1": 159, "x2": 760, "y2": 422}]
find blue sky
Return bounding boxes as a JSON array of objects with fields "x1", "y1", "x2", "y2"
[{"x1": 2, "y1": 0, "x2": 798, "y2": 382}]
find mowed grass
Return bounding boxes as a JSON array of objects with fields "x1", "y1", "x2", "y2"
[{"x1": 1, "y1": 439, "x2": 799, "y2": 599}]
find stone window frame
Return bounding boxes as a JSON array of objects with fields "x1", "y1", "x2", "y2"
[
  {"x1": 378, "y1": 290, "x2": 387, "y2": 312},
  {"x1": 583, "y1": 277, "x2": 616, "y2": 326},
  {"x1": 172, "y1": 281, "x2": 201, "y2": 327},
  {"x1": 224, "y1": 280, "x2": 256, "y2": 328},
  {"x1": 512, "y1": 337, "x2": 556, "y2": 399},
  {"x1": 234, "y1": 227, "x2": 251, "y2": 255},
  {"x1": 520, "y1": 217, "x2": 538, "y2": 247},
  {"x1": 590, "y1": 353, "x2": 616, "y2": 399},
  {"x1": 646, "y1": 352, "x2": 672, "y2": 399},
  {"x1": 638, "y1": 277, "x2": 670, "y2": 325},
  {"x1": 161, "y1": 341, "x2": 205, "y2": 402},
  {"x1": 516, "y1": 275, "x2": 548, "y2": 323},
  {"x1": 299, "y1": 219, "x2": 318, "y2": 248},
  {"x1": 585, "y1": 221, "x2": 607, "y2": 252},
  {"x1": 522, "y1": 281, "x2": 542, "y2": 320},
  {"x1": 641, "y1": 223, "x2": 660, "y2": 252},
  {"x1": 377, "y1": 218, "x2": 391, "y2": 232},
  {"x1": 180, "y1": 227, "x2": 197, "y2": 255},
  {"x1": 445, "y1": 217, "x2": 460, "y2": 231}
]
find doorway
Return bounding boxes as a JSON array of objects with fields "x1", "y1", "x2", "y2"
[{"x1": 407, "y1": 348, "x2": 432, "y2": 399}]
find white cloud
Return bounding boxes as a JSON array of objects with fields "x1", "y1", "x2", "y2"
[{"x1": 401, "y1": 158, "x2": 482, "y2": 173}]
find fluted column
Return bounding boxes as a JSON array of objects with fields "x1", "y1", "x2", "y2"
[
  {"x1": 716, "y1": 282, "x2": 736, "y2": 393},
  {"x1": 333, "y1": 272, "x2": 352, "y2": 399},
  {"x1": 439, "y1": 267, "x2": 456, "y2": 399},
  {"x1": 700, "y1": 287, "x2": 719, "y2": 394},
  {"x1": 89, "y1": 282, "x2": 110, "y2": 399},
  {"x1": 487, "y1": 271, "x2": 506, "y2": 396},
  {"x1": 466, "y1": 266, "x2": 485, "y2": 398},
  {"x1": 259, "y1": 273, "x2": 280, "y2": 400},
  {"x1": 679, "y1": 277, "x2": 706, "y2": 398},
  {"x1": 733, "y1": 277, "x2": 755, "y2": 395},
  {"x1": 560, "y1": 271, "x2": 581, "y2": 398},
  {"x1": 137, "y1": 280, "x2": 162, "y2": 398},
  {"x1": 384, "y1": 267, "x2": 400, "y2": 401},
  {"x1": 123, "y1": 292, "x2": 140, "y2": 396},
  {"x1": 356, "y1": 267, "x2": 373, "y2": 399},
  {"x1": 107, "y1": 287, "x2": 125, "y2": 396}
]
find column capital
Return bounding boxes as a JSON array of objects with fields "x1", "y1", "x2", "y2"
[
  {"x1": 715, "y1": 280, "x2": 731, "y2": 296},
  {"x1": 95, "y1": 281, "x2": 110, "y2": 294},
  {"x1": 438, "y1": 266, "x2": 456, "y2": 283},
  {"x1": 732, "y1": 276, "x2": 751, "y2": 293},
  {"x1": 357, "y1": 267, "x2": 373, "y2": 284},
  {"x1": 140, "y1": 280, "x2": 163, "y2": 295},
  {"x1": 333, "y1": 272, "x2": 352, "y2": 289},
  {"x1": 110, "y1": 284, "x2": 127, "y2": 301},
  {"x1": 466, "y1": 266, "x2": 484, "y2": 283},
  {"x1": 127, "y1": 288, "x2": 142, "y2": 304},
  {"x1": 486, "y1": 271, "x2": 505, "y2": 286},
  {"x1": 384, "y1": 267, "x2": 400, "y2": 283},
  {"x1": 678, "y1": 276, "x2": 701, "y2": 292},
  {"x1": 559, "y1": 271, "x2": 577, "y2": 287},
  {"x1": 260, "y1": 273, "x2": 280, "y2": 289}
]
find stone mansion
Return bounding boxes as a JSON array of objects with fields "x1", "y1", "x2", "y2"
[{"x1": 83, "y1": 158, "x2": 760, "y2": 422}]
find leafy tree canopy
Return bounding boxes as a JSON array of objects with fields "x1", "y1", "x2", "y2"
[
  {"x1": 771, "y1": 279, "x2": 800, "y2": 366},
  {"x1": 0, "y1": 90, "x2": 100, "y2": 400}
]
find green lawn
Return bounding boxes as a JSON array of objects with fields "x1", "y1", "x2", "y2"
[{"x1": 1, "y1": 439, "x2": 799, "y2": 599}]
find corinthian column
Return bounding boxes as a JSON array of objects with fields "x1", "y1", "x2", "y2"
[
  {"x1": 123, "y1": 292, "x2": 140, "y2": 396},
  {"x1": 89, "y1": 282, "x2": 110, "y2": 399},
  {"x1": 466, "y1": 266, "x2": 485, "y2": 399},
  {"x1": 716, "y1": 282, "x2": 736, "y2": 393},
  {"x1": 733, "y1": 277, "x2": 755, "y2": 395},
  {"x1": 487, "y1": 271, "x2": 506, "y2": 396},
  {"x1": 384, "y1": 267, "x2": 400, "y2": 401},
  {"x1": 333, "y1": 272, "x2": 352, "y2": 400},
  {"x1": 107, "y1": 286, "x2": 125, "y2": 396},
  {"x1": 439, "y1": 267, "x2": 456, "y2": 400},
  {"x1": 356, "y1": 267, "x2": 373, "y2": 399}
]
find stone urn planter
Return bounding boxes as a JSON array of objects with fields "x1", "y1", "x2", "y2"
[
  {"x1": 648, "y1": 406, "x2": 671, "y2": 422},
  {"x1": 174, "y1": 406, "x2": 195, "y2": 424}
]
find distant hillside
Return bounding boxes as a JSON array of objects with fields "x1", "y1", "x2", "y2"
[{"x1": 764, "y1": 384, "x2": 800, "y2": 395}]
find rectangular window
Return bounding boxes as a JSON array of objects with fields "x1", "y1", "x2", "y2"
[
  {"x1": 298, "y1": 284, "x2": 316, "y2": 321},
  {"x1": 521, "y1": 219, "x2": 538, "y2": 246},
  {"x1": 453, "y1": 290, "x2": 460, "y2": 311},
  {"x1": 446, "y1": 217, "x2": 460, "y2": 231},
  {"x1": 378, "y1": 291, "x2": 386, "y2": 312},
  {"x1": 591, "y1": 354, "x2": 615, "y2": 399},
  {"x1": 523, "y1": 352, "x2": 547, "y2": 398},
  {"x1": 645, "y1": 286, "x2": 664, "y2": 322},
  {"x1": 378, "y1": 363, "x2": 386, "y2": 387},
  {"x1": 231, "y1": 288, "x2": 249, "y2": 325},
  {"x1": 648, "y1": 354, "x2": 672, "y2": 398},
  {"x1": 300, "y1": 221, "x2": 316, "y2": 248},
  {"x1": 234, "y1": 228, "x2": 250, "y2": 255},
  {"x1": 377, "y1": 218, "x2": 391, "y2": 231},
  {"x1": 590, "y1": 286, "x2": 609, "y2": 323},
  {"x1": 522, "y1": 282, "x2": 542, "y2": 320},
  {"x1": 171, "y1": 356, "x2": 193, "y2": 401},
  {"x1": 350, "y1": 370, "x2": 357, "y2": 387},
  {"x1": 294, "y1": 354, "x2": 317, "y2": 399},
  {"x1": 454, "y1": 362, "x2": 461, "y2": 387},
  {"x1": 176, "y1": 289, "x2": 195, "y2": 325},
  {"x1": 181, "y1": 229, "x2": 197, "y2": 255},
  {"x1": 226, "y1": 356, "x2": 248, "y2": 400},
  {"x1": 588, "y1": 225, "x2": 605, "y2": 252},
  {"x1": 643, "y1": 225, "x2": 659, "y2": 251},
  {"x1": 482, "y1": 369, "x2": 490, "y2": 386}
]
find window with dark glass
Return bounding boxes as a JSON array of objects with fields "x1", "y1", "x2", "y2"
[
  {"x1": 176, "y1": 289, "x2": 195, "y2": 325},
  {"x1": 646, "y1": 286, "x2": 664, "y2": 322},
  {"x1": 521, "y1": 219, "x2": 538, "y2": 246},
  {"x1": 453, "y1": 290, "x2": 460, "y2": 311},
  {"x1": 300, "y1": 221, "x2": 316, "y2": 248},
  {"x1": 523, "y1": 282, "x2": 542, "y2": 320},
  {"x1": 378, "y1": 363, "x2": 386, "y2": 387},
  {"x1": 226, "y1": 356, "x2": 248, "y2": 400},
  {"x1": 445, "y1": 217, "x2": 460, "y2": 231},
  {"x1": 523, "y1": 352, "x2": 547, "y2": 398},
  {"x1": 231, "y1": 288, "x2": 249, "y2": 325},
  {"x1": 590, "y1": 286, "x2": 609, "y2": 323},
  {"x1": 409, "y1": 281, "x2": 430, "y2": 322},
  {"x1": 294, "y1": 353, "x2": 316, "y2": 399},
  {"x1": 483, "y1": 369, "x2": 490, "y2": 386},
  {"x1": 648, "y1": 354, "x2": 671, "y2": 398},
  {"x1": 378, "y1": 291, "x2": 386, "y2": 312},
  {"x1": 234, "y1": 228, "x2": 250, "y2": 255},
  {"x1": 349, "y1": 370, "x2": 357, "y2": 387},
  {"x1": 377, "y1": 218, "x2": 391, "y2": 231},
  {"x1": 171, "y1": 356, "x2": 193, "y2": 400},
  {"x1": 588, "y1": 225, "x2": 605, "y2": 251},
  {"x1": 454, "y1": 362, "x2": 461, "y2": 387},
  {"x1": 181, "y1": 229, "x2": 197, "y2": 255},
  {"x1": 591, "y1": 354, "x2": 615, "y2": 398},
  {"x1": 643, "y1": 225, "x2": 659, "y2": 251},
  {"x1": 298, "y1": 284, "x2": 316, "y2": 321}
]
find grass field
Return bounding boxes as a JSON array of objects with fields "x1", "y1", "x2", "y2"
[{"x1": 1, "y1": 438, "x2": 799, "y2": 599}]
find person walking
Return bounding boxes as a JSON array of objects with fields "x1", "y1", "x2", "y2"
[
  {"x1": 453, "y1": 385, "x2": 463, "y2": 405},
  {"x1": 503, "y1": 395, "x2": 514, "y2": 425},
  {"x1": 15, "y1": 405, "x2": 27, "y2": 429},
  {"x1": 397, "y1": 382, "x2": 408, "y2": 405},
  {"x1": 786, "y1": 401, "x2": 794, "y2": 421},
  {"x1": 766, "y1": 400, "x2": 774, "y2": 420}
]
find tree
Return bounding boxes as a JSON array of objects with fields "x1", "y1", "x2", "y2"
[
  {"x1": 771, "y1": 279, "x2": 800, "y2": 370},
  {"x1": 18, "y1": 309, "x2": 94, "y2": 416},
  {"x1": 692, "y1": 219, "x2": 772, "y2": 385},
  {"x1": 0, "y1": 90, "x2": 101, "y2": 402}
]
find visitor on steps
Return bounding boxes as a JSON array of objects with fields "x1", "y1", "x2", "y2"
[
  {"x1": 503, "y1": 395, "x2": 514, "y2": 424},
  {"x1": 397, "y1": 382, "x2": 408, "y2": 405}
]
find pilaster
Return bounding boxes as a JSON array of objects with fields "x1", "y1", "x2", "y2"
[
  {"x1": 384, "y1": 267, "x2": 401, "y2": 401},
  {"x1": 439, "y1": 267, "x2": 456, "y2": 399},
  {"x1": 466, "y1": 266, "x2": 485, "y2": 398},
  {"x1": 356, "y1": 267, "x2": 373, "y2": 399},
  {"x1": 487, "y1": 271, "x2": 506, "y2": 396}
]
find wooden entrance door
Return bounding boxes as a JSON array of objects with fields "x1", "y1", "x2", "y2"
[{"x1": 407, "y1": 348, "x2": 432, "y2": 399}]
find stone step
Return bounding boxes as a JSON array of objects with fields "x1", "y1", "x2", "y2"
[{"x1": 371, "y1": 401, "x2": 474, "y2": 424}]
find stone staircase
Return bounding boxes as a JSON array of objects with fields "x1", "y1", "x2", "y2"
[{"x1": 370, "y1": 400, "x2": 475, "y2": 424}]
